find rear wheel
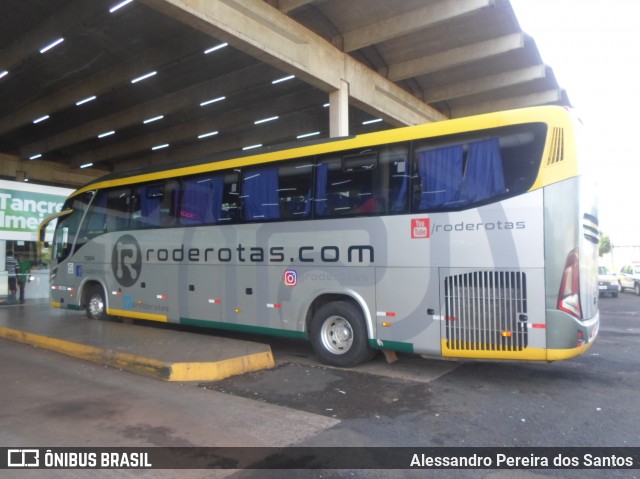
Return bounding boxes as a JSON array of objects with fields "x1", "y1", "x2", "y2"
[
  {"x1": 310, "y1": 301, "x2": 376, "y2": 367},
  {"x1": 85, "y1": 285, "x2": 110, "y2": 320}
]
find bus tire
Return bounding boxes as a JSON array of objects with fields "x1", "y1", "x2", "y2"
[
  {"x1": 310, "y1": 301, "x2": 375, "y2": 367},
  {"x1": 85, "y1": 285, "x2": 110, "y2": 321}
]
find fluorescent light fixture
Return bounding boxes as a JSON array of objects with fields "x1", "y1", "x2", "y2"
[
  {"x1": 110, "y1": 0, "x2": 134, "y2": 13},
  {"x1": 272, "y1": 75, "x2": 295, "y2": 84},
  {"x1": 198, "y1": 130, "x2": 219, "y2": 139},
  {"x1": 98, "y1": 130, "x2": 115, "y2": 138},
  {"x1": 76, "y1": 95, "x2": 96, "y2": 106},
  {"x1": 131, "y1": 71, "x2": 157, "y2": 84},
  {"x1": 242, "y1": 144, "x2": 262, "y2": 151},
  {"x1": 33, "y1": 115, "x2": 50, "y2": 124},
  {"x1": 40, "y1": 38, "x2": 64, "y2": 54},
  {"x1": 0, "y1": 70, "x2": 8, "y2": 79},
  {"x1": 297, "y1": 131, "x2": 320, "y2": 139},
  {"x1": 80, "y1": 162, "x2": 94, "y2": 169},
  {"x1": 254, "y1": 116, "x2": 278, "y2": 125},
  {"x1": 200, "y1": 96, "x2": 225, "y2": 107},
  {"x1": 29, "y1": 154, "x2": 42, "y2": 160},
  {"x1": 362, "y1": 118, "x2": 383, "y2": 125},
  {"x1": 143, "y1": 115, "x2": 164, "y2": 124},
  {"x1": 23, "y1": 178, "x2": 29, "y2": 182},
  {"x1": 204, "y1": 43, "x2": 228, "y2": 54},
  {"x1": 152, "y1": 143, "x2": 169, "y2": 150},
  {"x1": 323, "y1": 103, "x2": 330, "y2": 108}
]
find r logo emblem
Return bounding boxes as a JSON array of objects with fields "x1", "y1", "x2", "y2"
[{"x1": 111, "y1": 235, "x2": 142, "y2": 287}]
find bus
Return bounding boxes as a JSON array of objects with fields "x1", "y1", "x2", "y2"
[{"x1": 39, "y1": 106, "x2": 599, "y2": 367}]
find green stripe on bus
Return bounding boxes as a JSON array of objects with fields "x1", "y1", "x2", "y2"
[
  {"x1": 179, "y1": 318, "x2": 308, "y2": 340},
  {"x1": 369, "y1": 339, "x2": 414, "y2": 353}
]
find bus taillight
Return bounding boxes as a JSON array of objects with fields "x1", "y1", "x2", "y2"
[{"x1": 558, "y1": 249, "x2": 582, "y2": 319}]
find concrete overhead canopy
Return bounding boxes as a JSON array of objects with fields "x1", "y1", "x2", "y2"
[{"x1": 0, "y1": 0, "x2": 569, "y2": 186}]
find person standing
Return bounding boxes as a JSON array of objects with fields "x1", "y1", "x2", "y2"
[
  {"x1": 5, "y1": 251, "x2": 18, "y2": 304},
  {"x1": 16, "y1": 253, "x2": 32, "y2": 304}
]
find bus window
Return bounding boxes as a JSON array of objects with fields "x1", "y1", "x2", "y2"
[
  {"x1": 77, "y1": 190, "x2": 108, "y2": 244},
  {"x1": 413, "y1": 138, "x2": 506, "y2": 211},
  {"x1": 240, "y1": 161, "x2": 313, "y2": 222},
  {"x1": 180, "y1": 171, "x2": 240, "y2": 225},
  {"x1": 315, "y1": 143, "x2": 409, "y2": 217},
  {"x1": 412, "y1": 124, "x2": 547, "y2": 212},
  {"x1": 135, "y1": 181, "x2": 179, "y2": 228},
  {"x1": 53, "y1": 192, "x2": 93, "y2": 260},
  {"x1": 181, "y1": 174, "x2": 223, "y2": 225},
  {"x1": 104, "y1": 187, "x2": 135, "y2": 231},
  {"x1": 241, "y1": 167, "x2": 279, "y2": 221},
  {"x1": 276, "y1": 161, "x2": 313, "y2": 220}
]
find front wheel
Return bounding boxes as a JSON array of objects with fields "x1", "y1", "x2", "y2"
[
  {"x1": 310, "y1": 301, "x2": 376, "y2": 367},
  {"x1": 85, "y1": 285, "x2": 110, "y2": 321},
  {"x1": 635, "y1": 283, "x2": 640, "y2": 296}
]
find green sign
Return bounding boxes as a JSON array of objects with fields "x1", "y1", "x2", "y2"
[{"x1": 0, "y1": 181, "x2": 73, "y2": 240}]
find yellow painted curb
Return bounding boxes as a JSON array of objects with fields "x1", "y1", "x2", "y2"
[{"x1": 0, "y1": 326, "x2": 274, "y2": 382}]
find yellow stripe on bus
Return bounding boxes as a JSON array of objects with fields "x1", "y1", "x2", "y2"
[
  {"x1": 441, "y1": 339, "x2": 593, "y2": 362},
  {"x1": 107, "y1": 309, "x2": 168, "y2": 323}
]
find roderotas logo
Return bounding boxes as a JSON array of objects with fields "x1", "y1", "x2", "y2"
[{"x1": 111, "y1": 235, "x2": 142, "y2": 287}]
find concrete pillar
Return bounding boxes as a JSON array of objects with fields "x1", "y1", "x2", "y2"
[{"x1": 329, "y1": 79, "x2": 349, "y2": 138}]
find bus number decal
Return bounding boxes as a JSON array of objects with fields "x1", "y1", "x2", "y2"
[{"x1": 111, "y1": 235, "x2": 142, "y2": 287}]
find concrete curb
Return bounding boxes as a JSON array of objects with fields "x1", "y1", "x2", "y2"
[{"x1": 0, "y1": 326, "x2": 275, "y2": 382}]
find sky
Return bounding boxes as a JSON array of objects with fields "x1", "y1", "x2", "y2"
[{"x1": 510, "y1": 0, "x2": 640, "y2": 247}]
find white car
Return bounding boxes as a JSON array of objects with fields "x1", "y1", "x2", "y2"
[
  {"x1": 618, "y1": 263, "x2": 640, "y2": 295},
  {"x1": 598, "y1": 266, "x2": 619, "y2": 297}
]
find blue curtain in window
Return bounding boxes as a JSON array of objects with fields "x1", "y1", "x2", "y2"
[
  {"x1": 181, "y1": 176, "x2": 224, "y2": 225},
  {"x1": 243, "y1": 167, "x2": 279, "y2": 220},
  {"x1": 417, "y1": 145, "x2": 464, "y2": 209},
  {"x1": 314, "y1": 162, "x2": 328, "y2": 216},
  {"x1": 457, "y1": 138, "x2": 506, "y2": 205},
  {"x1": 181, "y1": 179, "x2": 207, "y2": 225}
]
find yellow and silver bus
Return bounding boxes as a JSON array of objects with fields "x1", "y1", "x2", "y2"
[{"x1": 40, "y1": 106, "x2": 599, "y2": 367}]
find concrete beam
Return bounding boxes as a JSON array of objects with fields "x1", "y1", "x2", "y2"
[
  {"x1": 425, "y1": 64, "x2": 547, "y2": 103},
  {"x1": 0, "y1": 34, "x2": 206, "y2": 136},
  {"x1": 451, "y1": 89, "x2": 562, "y2": 117},
  {"x1": 0, "y1": 153, "x2": 103, "y2": 188},
  {"x1": 273, "y1": 0, "x2": 318, "y2": 13},
  {"x1": 388, "y1": 33, "x2": 524, "y2": 82},
  {"x1": 141, "y1": 0, "x2": 446, "y2": 126},
  {"x1": 0, "y1": 0, "x2": 100, "y2": 73},
  {"x1": 20, "y1": 62, "x2": 274, "y2": 158},
  {"x1": 341, "y1": 0, "x2": 493, "y2": 52},
  {"x1": 111, "y1": 105, "x2": 378, "y2": 172},
  {"x1": 68, "y1": 87, "x2": 326, "y2": 168}
]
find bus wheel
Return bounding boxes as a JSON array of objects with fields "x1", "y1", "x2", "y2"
[
  {"x1": 86, "y1": 285, "x2": 109, "y2": 321},
  {"x1": 310, "y1": 301, "x2": 375, "y2": 367}
]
